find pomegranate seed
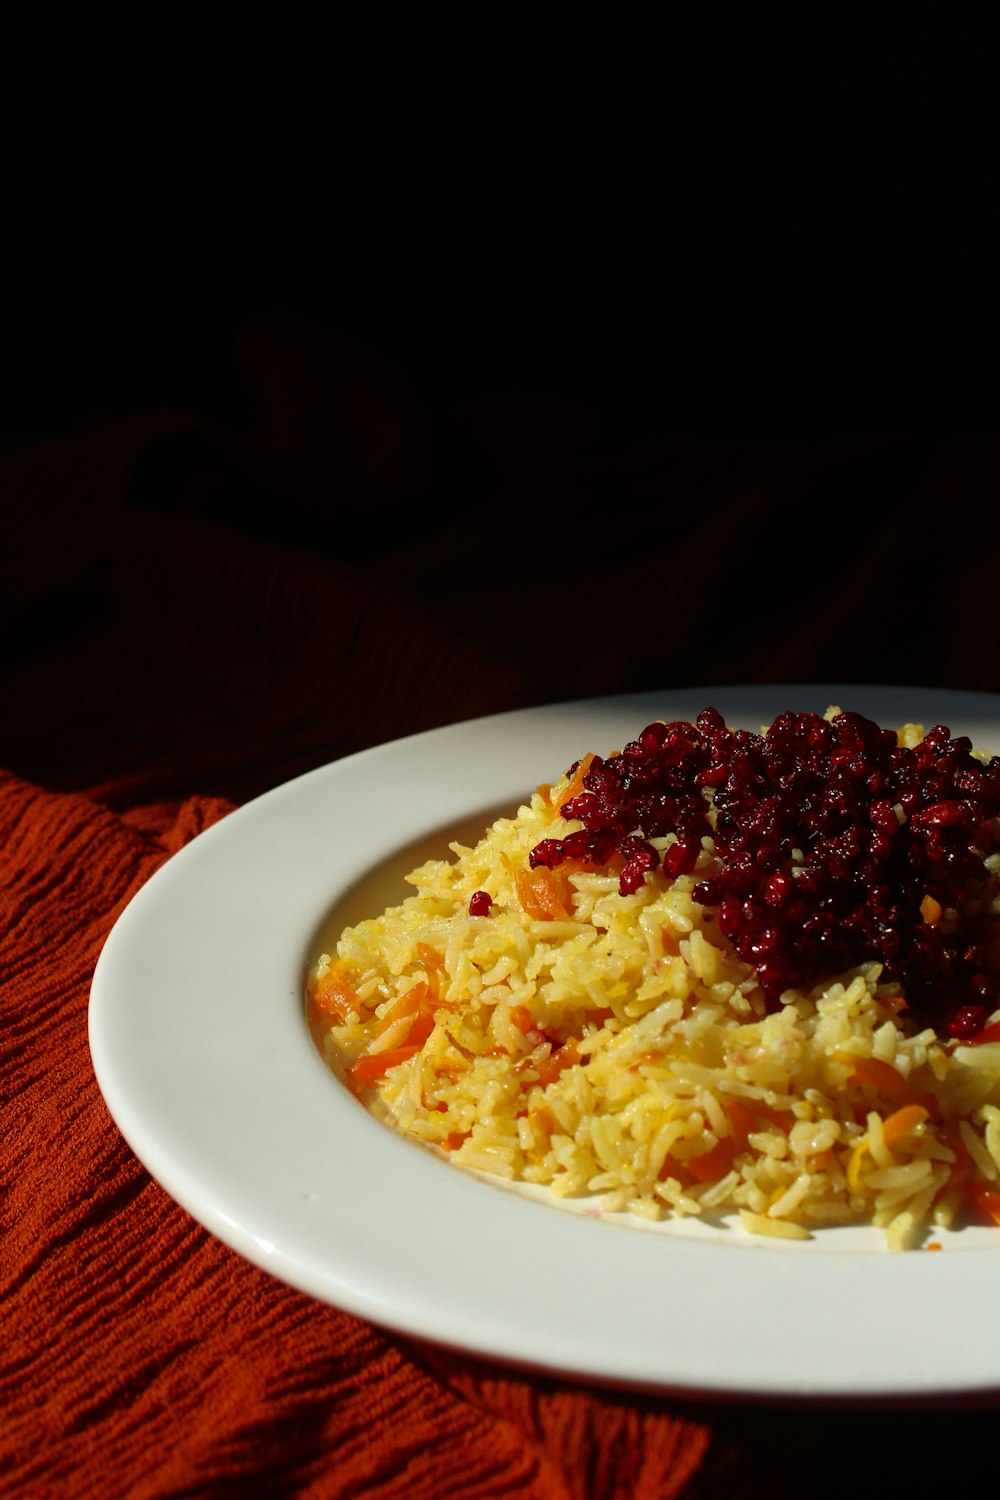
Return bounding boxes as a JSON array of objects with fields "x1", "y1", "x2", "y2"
[
  {"x1": 947, "y1": 1005, "x2": 988, "y2": 1041},
  {"x1": 531, "y1": 709, "x2": 1000, "y2": 1029}
]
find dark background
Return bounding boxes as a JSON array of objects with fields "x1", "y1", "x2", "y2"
[
  {"x1": 5, "y1": 3, "x2": 992, "y2": 447},
  {"x1": 4, "y1": 8, "x2": 997, "y2": 805}
]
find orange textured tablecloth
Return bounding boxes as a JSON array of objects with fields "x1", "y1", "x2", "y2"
[
  {"x1": 5, "y1": 312, "x2": 1000, "y2": 1497},
  {"x1": 0, "y1": 772, "x2": 717, "y2": 1498}
]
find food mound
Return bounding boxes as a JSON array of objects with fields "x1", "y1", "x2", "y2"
[{"x1": 307, "y1": 708, "x2": 1000, "y2": 1249}]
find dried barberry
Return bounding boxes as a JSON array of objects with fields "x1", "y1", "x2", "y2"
[{"x1": 530, "y1": 709, "x2": 1000, "y2": 1032}]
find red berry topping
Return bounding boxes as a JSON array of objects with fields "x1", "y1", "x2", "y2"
[{"x1": 531, "y1": 709, "x2": 1000, "y2": 1029}]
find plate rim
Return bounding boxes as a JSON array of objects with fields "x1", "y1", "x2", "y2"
[{"x1": 89, "y1": 683, "x2": 1000, "y2": 1402}]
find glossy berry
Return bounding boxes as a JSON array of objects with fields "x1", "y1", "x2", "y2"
[{"x1": 530, "y1": 709, "x2": 1000, "y2": 1031}]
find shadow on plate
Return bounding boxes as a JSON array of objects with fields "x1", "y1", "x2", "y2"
[{"x1": 305, "y1": 801, "x2": 516, "y2": 972}]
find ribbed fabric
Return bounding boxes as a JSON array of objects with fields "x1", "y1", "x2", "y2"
[{"x1": 0, "y1": 772, "x2": 710, "y2": 1499}]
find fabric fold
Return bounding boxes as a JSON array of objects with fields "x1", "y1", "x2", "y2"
[{"x1": 0, "y1": 774, "x2": 712, "y2": 1498}]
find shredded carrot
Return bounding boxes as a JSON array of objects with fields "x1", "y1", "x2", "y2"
[
  {"x1": 406, "y1": 1011, "x2": 436, "y2": 1050},
  {"x1": 350, "y1": 1044, "x2": 421, "y2": 1085},
  {"x1": 966, "y1": 1182, "x2": 1000, "y2": 1227},
  {"x1": 686, "y1": 1136, "x2": 736, "y2": 1182},
  {"x1": 882, "y1": 1102, "x2": 929, "y2": 1148},
  {"x1": 721, "y1": 1098, "x2": 756, "y2": 1151},
  {"x1": 534, "y1": 1039, "x2": 580, "y2": 1087},
  {"x1": 938, "y1": 1120, "x2": 975, "y2": 1193},
  {"x1": 376, "y1": 981, "x2": 429, "y2": 1035},
  {"x1": 311, "y1": 966, "x2": 362, "y2": 1023},
  {"x1": 657, "y1": 1153, "x2": 695, "y2": 1187},
  {"x1": 554, "y1": 753, "x2": 596, "y2": 817},
  {"x1": 346, "y1": 982, "x2": 439, "y2": 1087},
  {"x1": 758, "y1": 1103, "x2": 795, "y2": 1134},
  {"x1": 416, "y1": 942, "x2": 444, "y2": 968},
  {"x1": 586, "y1": 1006, "x2": 616, "y2": 1028},
  {"x1": 515, "y1": 866, "x2": 573, "y2": 921},
  {"x1": 722, "y1": 1096, "x2": 794, "y2": 1151},
  {"x1": 839, "y1": 1053, "x2": 912, "y2": 1102},
  {"x1": 509, "y1": 1004, "x2": 548, "y2": 1049}
]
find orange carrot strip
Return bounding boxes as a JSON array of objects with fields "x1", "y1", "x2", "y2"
[
  {"x1": 722, "y1": 1098, "x2": 757, "y2": 1152},
  {"x1": 657, "y1": 1153, "x2": 695, "y2": 1187},
  {"x1": 406, "y1": 1011, "x2": 436, "y2": 1050},
  {"x1": 586, "y1": 1007, "x2": 615, "y2": 1028},
  {"x1": 515, "y1": 867, "x2": 572, "y2": 921},
  {"x1": 842, "y1": 1054, "x2": 912, "y2": 1102},
  {"x1": 722, "y1": 1096, "x2": 794, "y2": 1150},
  {"x1": 938, "y1": 1121, "x2": 975, "y2": 1194},
  {"x1": 376, "y1": 981, "x2": 429, "y2": 1035},
  {"x1": 350, "y1": 1044, "x2": 420, "y2": 1084},
  {"x1": 966, "y1": 1183, "x2": 1000, "y2": 1227},
  {"x1": 882, "y1": 1103, "x2": 929, "y2": 1148},
  {"x1": 687, "y1": 1137, "x2": 736, "y2": 1182},
  {"x1": 534, "y1": 1039, "x2": 580, "y2": 1087},
  {"x1": 311, "y1": 968, "x2": 362, "y2": 1023},
  {"x1": 555, "y1": 753, "x2": 596, "y2": 817}
]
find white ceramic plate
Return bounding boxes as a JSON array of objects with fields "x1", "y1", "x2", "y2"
[{"x1": 89, "y1": 685, "x2": 1000, "y2": 1401}]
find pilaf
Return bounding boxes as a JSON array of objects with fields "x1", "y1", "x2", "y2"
[{"x1": 307, "y1": 707, "x2": 1000, "y2": 1250}]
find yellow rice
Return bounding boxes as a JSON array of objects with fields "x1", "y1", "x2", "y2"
[{"x1": 307, "y1": 713, "x2": 1000, "y2": 1250}]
